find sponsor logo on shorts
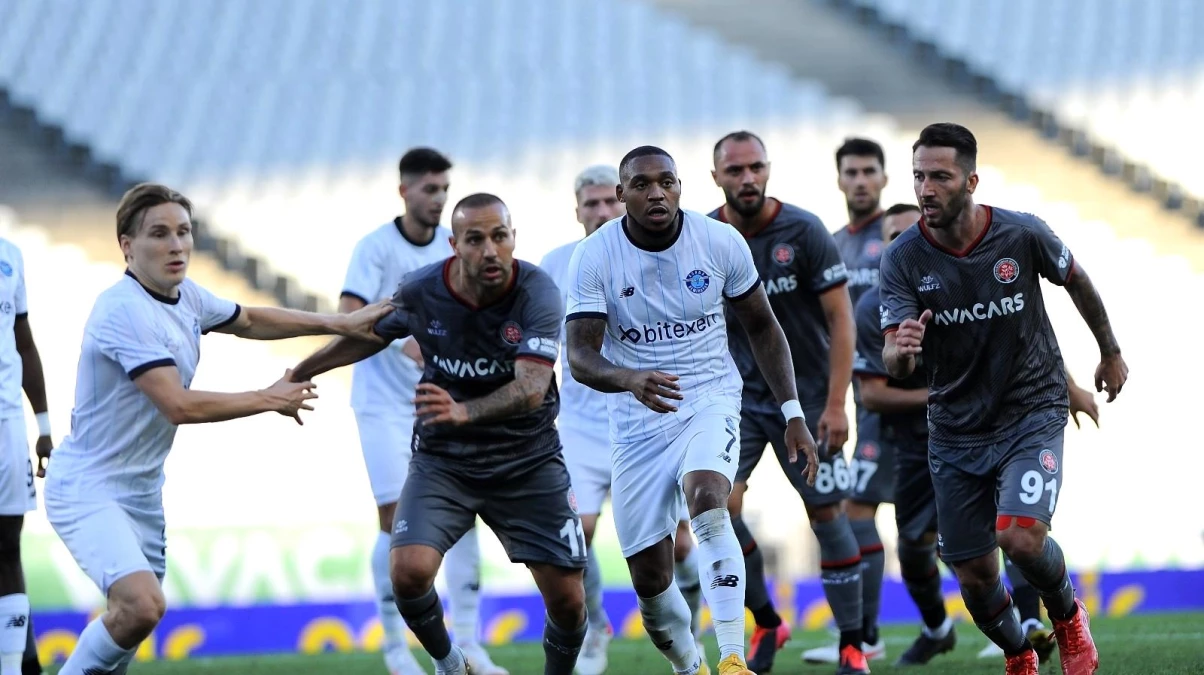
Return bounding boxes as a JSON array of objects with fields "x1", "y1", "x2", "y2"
[
  {"x1": 4, "y1": 615, "x2": 25, "y2": 628},
  {"x1": 526, "y1": 336, "x2": 559, "y2": 358},
  {"x1": 500, "y1": 321, "x2": 523, "y2": 345},
  {"x1": 717, "y1": 450, "x2": 732, "y2": 463},
  {"x1": 684, "y1": 269, "x2": 710, "y2": 294},
  {"x1": 773, "y1": 243, "x2": 794, "y2": 265},
  {"x1": 710, "y1": 574, "x2": 740, "y2": 589},
  {"x1": 1039, "y1": 448, "x2": 1059, "y2": 475},
  {"x1": 994, "y1": 257, "x2": 1020, "y2": 284}
]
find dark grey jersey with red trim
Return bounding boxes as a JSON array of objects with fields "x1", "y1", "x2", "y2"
[
  {"x1": 712, "y1": 200, "x2": 849, "y2": 412},
  {"x1": 373, "y1": 258, "x2": 564, "y2": 468},
  {"x1": 879, "y1": 207, "x2": 1073, "y2": 456},
  {"x1": 834, "y1": 211, "x2": 885, "y2": 307}
]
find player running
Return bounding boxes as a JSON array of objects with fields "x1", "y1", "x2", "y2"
[
  {"x1": 708, "y1": 132, "x2": 865, "y2": 675},
  {"x1": 293, "y1": 194, "x2": 588, "y2": 675},
  {"x1": 44, "y1": 184, "x2": 390, "y2": 675},
  {"x1": 566, "y1": 146, "x2": 820, "y2": 675},
  {"x1": 339, "y1": 148, "x2": 504, "y2": 675},
  {"x1": 0, "y1": 236, "x2": 51, "y2": 675},
  {"x1": 881, "y1": 123, "x2": 1126, "y2": 675}
]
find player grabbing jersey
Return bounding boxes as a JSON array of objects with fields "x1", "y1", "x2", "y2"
[
  {"x1": 566, "y1": 146, "x2": 820, "y2": 675},
  {"x1": 881, "y1": 124, "x2": 1127, "y2": 675},
  {"x1": 0, "y1": 237, "x2": 51, "y2": 675},
  {"x1": 339, "y1": 148, "x2": 503, "y2": 675},
  {"x1": 709, "y1": 131, "x2": 865, "y2": 675},
  {"x1": 292, "y1": 194, "x2": 588, "y2": 675},
  {"x1": 44, "y1": 184, "x2": 389, "y2": 675}
]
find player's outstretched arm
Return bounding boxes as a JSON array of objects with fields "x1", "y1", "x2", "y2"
[
  {"x1": 291, "y1": 337, "x2": 389, "y2": 383},
  {"x1": 134, "y1": 366, "x2": 318, "y2": 425},
  {"x1": 414, "y1": 360, "x2": 555, "y2": 426},
  {"x1": 14, "y1": 315, "x2": 52, "y2": 476},
  {"x1": 214, "y1": 301, "x2": 393, "y2": 342},
  {"x1": 1063, "y1": 264, "x2": 1128, "y2": 402}
]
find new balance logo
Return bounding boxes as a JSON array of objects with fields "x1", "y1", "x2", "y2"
[
  {"x1": 717, "y1": 451, "x2": 731, "y2": 463},
  {"x1": 710, "y1": 574, "x2": 740, "y2": 589},
  {"x1": 4, "y1": 615, "x2": 24, "y2": 628},
  {"x1": 619, "y1": 286, "x2": 635, "y2": 298}
]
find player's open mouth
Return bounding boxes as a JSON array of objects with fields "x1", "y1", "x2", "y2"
[
  {"x1": 922, "y1": 204, "x2": 940, "y2": 217},
  {"x1": 482, "y1": 265, "x2": 503, "y2": 278},
  {"x1": 166, "y1": 261, "x2": 186, "y2": 271},
  {"x1": 646, "y1": 206, "x2": 670, "y2": 220},
  {"x1": 738, "y1": 190, "x2": 759, "y2": 200}
]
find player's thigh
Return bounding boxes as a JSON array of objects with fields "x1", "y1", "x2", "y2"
[
  {"x1": 768, "y1": 405, "x2": 853, "y2": 506},
  {"x1": 391, "y1": 454, "x2": 479, "y2": 555},
  {"x1": 996, "y1": 412, "x2": 1067, "y2": 525},
  {"x1": 354, "y1": 411, "x2": 415, "y2": 507},
  {"x1": 929, "y1": 449, "x2": 998, "y2": 564},
  {"x1": 45, "y1": 499, "x2": 159, "y2": 596},
  {"x1": 677, "y1": 405, "x2": 742, "y2": 514},
  {"x1": 558, "y1": 424, "x2": 611, "y2": 518},
  {"x1": 479, "y1": 454, "x2": 587, "y2": 570},
  {"x1": 850, "y1": 417, "x2": 896, "y2": 505},
  {"x1": 893, "y1": 444, "x2": 938, "y2": 542},
  {"x1": 0, "y1": 418, "x2": 35, "y2": 517},
  {"x1": 611, "y1": 431, "x2": 680, "y2": 559}
]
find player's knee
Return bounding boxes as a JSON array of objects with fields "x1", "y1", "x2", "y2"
[
  {"x1": 805, "y1": 501, "x2": 841, "y2": 524},
  {"x1": 545, "y1": 577, "x2": 586, "y2": 629},
  {"x1": 996, "y1": 519, "x2": 1047, "y2": 564},
  {"x1": 112, "y1": 589, "x2": 166, "y2": 639},
  {"x1": 389, "y1": 548, "x2": 440, "y2": 598},
  {"x1": 950, "y1": 555, "x2": 998, "y2": 595},
  {"x1": 846, "y1": 499, "x2": 878, "y2": 521},
  {"x1": 683, "y1": 477, "x2": 730, "y2": 515}
]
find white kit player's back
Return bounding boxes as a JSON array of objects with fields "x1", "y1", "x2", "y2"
[{"x1": 565, "y1": 211, "x2": 760, "y2": 443}]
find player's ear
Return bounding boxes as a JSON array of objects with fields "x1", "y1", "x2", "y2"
[
  {"x1": 710, "y1": 169, "x2": 720, "y2": 187},
  {"x1": 967, "y1": 171, "x2": 979, "y2": 195},
  {"x1": 616, "y1": 184, "x2": 625, "y2": 204},
  {"x1": 398, "y1": 183, "x2": 407, "y2": 201},
  {"x1": 882, "y1": 170, "x2": 889, "y2": 188},
  {"x1": 447, "y1": 234, "x2": 456, "y2": 252}
]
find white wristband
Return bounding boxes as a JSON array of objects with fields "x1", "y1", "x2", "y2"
[
  {"x1": 35, "y1": 412, "x2": 51, "y2": 437},
  {"x1": 781, "y1": 400, "x2": 804, "y2": 422}
]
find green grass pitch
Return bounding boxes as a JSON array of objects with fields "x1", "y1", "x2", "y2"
[{"x1": 45, "y1": 612, "x2": 1204, "y2": 674}]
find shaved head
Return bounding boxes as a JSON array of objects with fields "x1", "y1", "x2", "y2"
[{"x1": 451, "y1": 193, "x2": 509, "y2": 237}]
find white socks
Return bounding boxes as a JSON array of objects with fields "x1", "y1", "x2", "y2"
[
  {"x1": 638, "y1": 585, "x2": 702, "y2": 674},
  {"x1": 691, "y1": 508, "x2": 746, "y2": 662},
  {"x1": 674, "y1": 546, "x2": 703, "y2": 638},
  {"x1": 444, "y1": 526, "x2": 482, "y2": 645},
  {"x1": 0, "y1": 594, "x2": 27, "y2": 675},
  {"x1": 58, "y1": 616, "x2": 134, "y2": 675}
]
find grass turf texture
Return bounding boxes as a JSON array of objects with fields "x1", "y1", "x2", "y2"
[{"x1": 46, "y1": 612, "x2": 1204, "y2": 674}]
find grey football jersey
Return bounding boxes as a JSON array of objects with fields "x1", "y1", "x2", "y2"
[
  {"x1": 711, "y1": 201, "x2": 849, "y2": 412},
  {"x1": 373, "y1": 259, "x2": 564, "y2": 471},
  {"x1": 833, "y1": 211, "x2": 885, "y2": 307},
  {"x1": 853, "y1": 285, "x2": 927, "y2": 444},
  {"x1": 879, "y1": 207, "x2": 1072, "y2": 455}
]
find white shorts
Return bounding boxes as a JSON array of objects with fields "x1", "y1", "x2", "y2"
[
  {"x1": 45, "y1": 497, "x2": 165, "y2": 595},
  {"x1": 0, "y1": 416, "x2": 35, "y2": 516},
  {"x1": 354, "y1": 410, "x2": 416, "y2": 506},
  {"x1": 611, "y1": 403, "x2": 740, "y2": 558},
  {"x1": 559, "y1": 422, "x2": 611, "y2": 517}
]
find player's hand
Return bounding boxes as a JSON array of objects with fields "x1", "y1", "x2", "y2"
[
  {"x1": 1094, "y1": 352, "x2": 1128, "y2": 403},
  {"x1": 400, "y1": 338, "x2": 424, "y2": 368},
  {"x1": 817, "y1": 403, "x2": 849, "y2": 452},
  {"x1": 624, "y1": 370, "x2": 683, "y2": 414},
  {"x1": 785, "y1": 417, "x2": 819, "y2": 486},
  {"x1": 335, "y1": 300, "x2": 393, "y2": 342},
  {"x1": 35, "y1": 435, "x2": 52, "y2": 478},
  {"x1": 265, "y1": 369, "x2": 319, "y2": 425},
  {"x1": 414, "y1": 383, "x2": 470, "y2": 425},
  {"x1": 1068, "y1": 383, "x2": 1100, "y2": 429},
  {"x1": 894, "y1": 310, "x2": 932, "y2": 356}
]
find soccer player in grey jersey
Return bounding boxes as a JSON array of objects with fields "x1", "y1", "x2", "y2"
[
  {"x1": 292, "y1": 194, "x2": 587, "y2": 675},
  {"x1": 709, "y1": 131, "x2": 866, "y2": 675},
  {"x1": 881, "y1": 123, "x2": 1128, "y2": 675}
]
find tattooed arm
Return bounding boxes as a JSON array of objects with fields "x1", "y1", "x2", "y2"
[
  {"x1": 567, "y1": 317, "x2": 682, "y2": 412},
  {"x1": 415, "y1": 359, "x2": 555, "y2": 425},
  {"x1": 1064, "y1": 263, "x2": 1128, "y2": 401}
]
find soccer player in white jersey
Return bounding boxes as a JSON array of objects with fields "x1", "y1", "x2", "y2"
[
  {"x1": 565, "y1": 147, "x2": 821, "y2": 675},
  {"x1": 339, "y1": 148, "x2": 505, "y2": 675},
  {"x1": 0, "y1": 236, "x2": 52, "y2": 675},
  {"x1": 43, "y1": 184, "x2": 390, "y2": 675},
  {"x1": 541, "y1": 165, "x2": 707, "y2": 674}
]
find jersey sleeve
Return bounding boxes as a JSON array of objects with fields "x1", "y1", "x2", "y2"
[
  {"x1": 12, "y1": 248, "x2": 27, "y2": 317},
  {"x1": 341, "y1": 236, "x2": 381, "y2": 304},
  {"x1": 516, "y1": 271, "x2": 565, "y2": 366},
  {"x1": 722, "y1": 228, "x2": 762, "y2": 300},
  {"x1": 372, "y1": 279, "x2": 415, "y2": 342},
  {"x1": 1029, "y1": 217, "x2": 1075, "y2": 286},
  {"x1": 878, "y1": 247, "x2": 919, "y2": 334},
  {"x1": 799, "y1": 220, "x2": 849, "y2": 293},
  {"x1": 193, "y1": 283, "x2": 241, "y2": 334},
  {"x1": 853, "y1": 294, "x2": 888, "y2": 379},
  {"x1": 565, "y1": 240, "x2": 607, "y2": 320},
  {"x1": 96, "y1": 304, "x2": 177, "y2": 379}
]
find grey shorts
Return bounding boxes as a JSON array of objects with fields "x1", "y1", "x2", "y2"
[
  {"x1": 736, "y1": 405, "x2": 851, "y2": 506},
  {"x1": 391, "y1": 451, "x2": 587, "y2": 569},
  {"x1": 849, "y1": 412, "x2": 896, "y2": 505},
  {"x1": 892, "y1": 436, "x2": 938, "y2": 543},
  {"x1": 930, "y1": 412, "x2": 1067, "y2": 563}
]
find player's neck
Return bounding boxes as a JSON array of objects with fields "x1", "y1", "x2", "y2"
[
  {"x1": 624, "y1": 212, "x2": 683, "y2": 251},
  {"x1": 724, "y1": 198, "x2": 779, "y2": 237},
  {"x1": 930, "y1": 202, "x2": 986, "y2": 251},
  {"x1": 846, "y1": 205, "x2": 882, "y2": 231},
  {"x1": 125, "y1": 266, "x2": 180, "y2": 300},
  {"x1": 398, "y1": 214, "x2": 437, "y2": 246}
]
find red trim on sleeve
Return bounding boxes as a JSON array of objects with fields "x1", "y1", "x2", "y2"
[
  {"x1": 882, "y1": 327, "x2": 898, "y2": 336},
  {"x1": 1064, "y1": 259, "x2": 1077, "y2": 283},
  {"x1": 516, "y1": 354, "x2": 555, "y2": 367}
]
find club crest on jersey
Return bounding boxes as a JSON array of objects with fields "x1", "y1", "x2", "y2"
[
  {"x1": 772, "y1": 243, "x2": 794, "y2": 266},
  {"x1": 859, "y1": 442, "x2": 879, "y2": 461},
  {"x1": 994, "y1": 258, "x2": 1019, "y2": 284},
  {"x1": 864, "y1": 240, "x2": 883, "y2": 259},
  {"x1": 684, "y1": 269, "x2": 710, "y2": 294},
  {"x1": 1039, "y1": 449, "x2": 1059, "y2": 475},
  {"x1": 192, "y1": 318, "x2": 201, "y2": 339},
  {"x1": 500, "y1": 321, "x2": 523, "y2": 345},
  {"x1": 0, "y1": 261, "x2": 11, "y2": 277}
]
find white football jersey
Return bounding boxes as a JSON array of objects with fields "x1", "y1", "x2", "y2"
[
  {"x1": 539, "y1": 239, "x2": 609, "y2": 433},
  {"x1": 0, "y1": 239, "x2": 28, "y2": 419},
  {"x1": 341, "y1": 220, "x2": 453, "y2": 414},
  {"x1": 46, "y1": 272, "x2": 239, "y2": 502},
  {"x1": 565, "y1": 210, "x2": 761, "y2": 443}
]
